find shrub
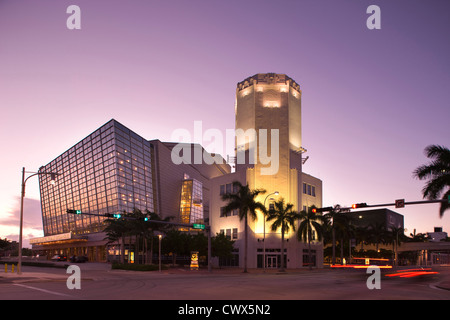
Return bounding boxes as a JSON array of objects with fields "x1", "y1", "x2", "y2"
[{"x1": 111, "y1": 263, "x2": 168, "y2": 271}]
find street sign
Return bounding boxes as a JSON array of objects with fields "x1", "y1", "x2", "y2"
[
  {"x1": 193, "y1": 223, "x2": 205, "y2": 230},
  {"x1": 395, "y1": 199, "x2": 405, "y2": 208},
  {"x1": 67, "y1": 209, "x2": 82, "y2": 214}
]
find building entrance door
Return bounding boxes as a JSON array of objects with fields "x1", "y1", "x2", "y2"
[{"x1": 267, "y1": 255, "x2": 277, "y2": 268}]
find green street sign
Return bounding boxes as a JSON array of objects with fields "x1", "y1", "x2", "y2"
[
  {"x1": 193, "y1": 223, "x2": 205, "y2": 230},
  {"x1": 67, "y1": 209, "x2": 82, "y2": 214}
]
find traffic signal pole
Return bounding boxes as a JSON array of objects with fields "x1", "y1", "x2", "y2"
[
  {"x1": 315, "y1": 198, "x2": 449, "y2": 212},
  {"x1": 349, "y1": 199, "x2": 447, "y2": 210}
]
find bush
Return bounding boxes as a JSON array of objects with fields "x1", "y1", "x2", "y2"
[{"x1": 111, "y1": 263, "x2": 168, "y2": 271}]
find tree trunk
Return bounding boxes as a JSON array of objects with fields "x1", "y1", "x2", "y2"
[
  {"x1": 280, "y1": 225, "x2": 285, "y2": 272},
  {"x1": 120, "y1": 236, "x2": 125, "y2": 264},
  {"x1": 244, "y1": 214, "x2": 248, "y2": 273},
  {"x1": 150, "y1": 237, "x2": 154, "y2": 264},
  {"x1": 332, "y1": 228, "x2": 336, "y2": 265},
  {"x1": 308, "y1": 227, "x2": 313, "y2": 270}
]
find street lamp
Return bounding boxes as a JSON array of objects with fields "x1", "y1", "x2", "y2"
[
  {"x1": 263, "y1": 191, "x2": 279, "y2": 272},
  {"x1": 18, "y1": 167, "x2": 59, "y2": 275}
]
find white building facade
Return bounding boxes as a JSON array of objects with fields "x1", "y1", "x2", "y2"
[{"x1": 210, "y1": 73, "x2": 323, "y2": 269}]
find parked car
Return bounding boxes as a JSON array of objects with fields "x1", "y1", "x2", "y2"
[
  {"x1": 76, "y1": 255, "x2": 88, "y2": 263},
  {"x1": 69, "y1": 255, "x2": 88, "y2": 263},
  {"x1": 51, "y1": 254, "x2": 67, "y2": 261}
]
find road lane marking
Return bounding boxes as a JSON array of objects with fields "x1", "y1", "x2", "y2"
[{"x1": 13, "y1": 283, "x2": 75, "y2": 298}]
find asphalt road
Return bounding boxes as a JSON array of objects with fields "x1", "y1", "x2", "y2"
[{"x1": 0, "y1": 263, "x2": 449, "y2": 301}]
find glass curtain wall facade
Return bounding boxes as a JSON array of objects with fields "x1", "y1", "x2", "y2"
[
  {"x1": 39, "y1": 120, "x2": 155, "y2": 236},
  {"x1": 179, "y1": 175, "x2": 204, "y2": 229}
]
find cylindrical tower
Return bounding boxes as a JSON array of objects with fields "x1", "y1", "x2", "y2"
[{"x1": 234, "y1": 73, "x2": 303, "y2": 233}]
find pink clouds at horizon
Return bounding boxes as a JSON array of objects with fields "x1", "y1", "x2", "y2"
[{"x1": 0, "y1": 0, "x2": 449, "y2": 241}]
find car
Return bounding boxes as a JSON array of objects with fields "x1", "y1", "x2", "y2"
[
  {"x1": 76, "y1": 255, "x2": 88, "y2": 263},
  {"x1": 69, "y1": 255, "x2": 88, "y2": 263},
  {"x1": 51, "y1": 254, "x2": 67, "y2": 261}
]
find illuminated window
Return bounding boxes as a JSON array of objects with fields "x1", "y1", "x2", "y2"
[{"x1": 180, "y1": 176, "x2": 203, "y2": 226}]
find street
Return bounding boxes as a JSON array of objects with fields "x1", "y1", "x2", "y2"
[{"x1": 0, "y1": 263, "x2": 449, "y2": 301}]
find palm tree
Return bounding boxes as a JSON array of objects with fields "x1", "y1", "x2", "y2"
[
  {"x1": 368, "y1": 222, "x2": 387, "y2": 253},
  {"x1": 355, "y1": 225, "x2": 371, "y2": 251},
  {"x1": 128, "y1": 208, "x2": 147, "y2": 264},
  {"x1": 323, "y1": 205, "x2": 342, "y2": 265},
  {"x1": 388, "y1": 227, "x2": 404, "y2": 267},
  {"x1": 328, "y1": 209, "x2": 353, "y2": 265},
  {"x1": 221, "y1": 181, "x2": 266, "y2": 273},
  {"x1": 297, "y1": 206, "x2": 324, "y2": 270},
  {"x1": 266, "y1": 198, "x2": 301, "y2": 272},
  {"x1": 408, "y1": 229, "x2": 427, "y2": 242},
  {"x1": 144, "y1": 210, "x2": 174, "y2": 264},
  {"x1": 103, "y1": 210, "x2": 128, "y2": 263},
  {"x1": 413, "y1": 144, "x2": 450, "y2": 217}
]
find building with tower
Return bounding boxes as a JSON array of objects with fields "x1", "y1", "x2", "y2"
[
  {"x1": 210, "y1": 73, "x2": 323, "y2": 269},
  {"x1": 31, "y1": 73, "x2": 323, "y2": 268}
]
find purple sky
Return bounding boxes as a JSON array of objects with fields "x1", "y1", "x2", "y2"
[{"x1": 1, "y1": 0, "x2": 449, "y2": 247}]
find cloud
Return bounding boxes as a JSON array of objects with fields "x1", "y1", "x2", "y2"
[{"x1": 0, "y1": 196, "x2": 43, "y2": 247}]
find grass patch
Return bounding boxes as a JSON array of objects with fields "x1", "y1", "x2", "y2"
[{"x1": 111, "y1": 263, "x2": 168, "y2": 271}]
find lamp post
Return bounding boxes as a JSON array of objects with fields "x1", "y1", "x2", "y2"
[
  {"x1": 158, "y1": 234, "x2": 162, "y2": 272},
  {"x1": 18, "y1": 167, "x2": 59, "y2": 275},
  {"x1": 263, "y1": 191, "x2": 279, "y2": 272}
]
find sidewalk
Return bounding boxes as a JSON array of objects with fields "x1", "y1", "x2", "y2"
[{"x1": 0, "y1": 271, "x2": 68, "y2": 283}]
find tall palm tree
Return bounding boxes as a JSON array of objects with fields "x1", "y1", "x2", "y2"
[
  {"x1": 323, "y1": 205, "x2": 342, "y2": 265},
  {"x1": 329, "y1": 209, "x2": 353, "y2": 265},
  {"x1": 413, "y1": 144, "x2": 450, "y2": 217},
  {"x1": 266, "y1": 198, "x2": 300, "y2": 272},
  {"x1": 388, "y1": 227, "x2": 404, "y2": 267},
  {"x1": 297, "y1": 206, "x2": 324, "y2": 270},
  {"x1": 221, "y1": 181, "x2": 266, "y2": 273}
]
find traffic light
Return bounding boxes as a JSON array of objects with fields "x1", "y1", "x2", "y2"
[
  {"x1": 351, "y1": 203, "x2": 368, "y2": 209},
  {"x1": 67, "y1": 209, "x2": 82, "y2": 214},
  {"x1": 144, "y1": 215, "x2": 149, "y2": 221},
  {"x1": 311, "y1": 206, "x2": 333, "y2": 213},
  {"x1": 105, "y1": 213, "x2": 122, "y2": 219}
]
